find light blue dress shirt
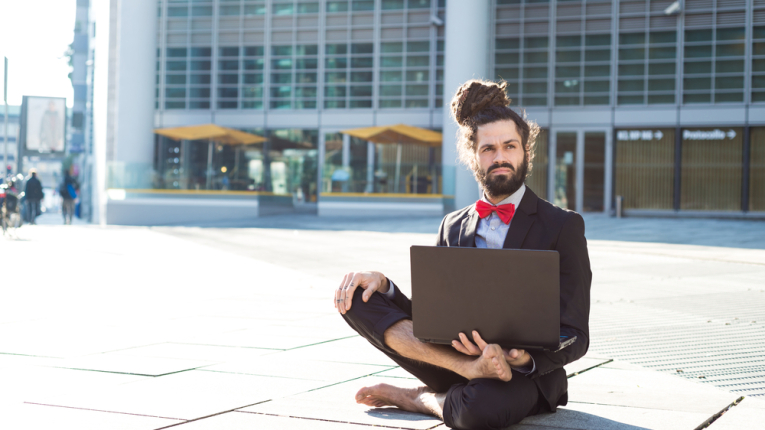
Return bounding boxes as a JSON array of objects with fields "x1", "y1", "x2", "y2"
[{"x1": 475, "y1": 184, "x2": 526, "y2": 249}]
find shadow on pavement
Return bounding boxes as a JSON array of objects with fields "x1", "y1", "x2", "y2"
[{"x1": 518, "y1": 409, "x2": 651, "y2": 430}]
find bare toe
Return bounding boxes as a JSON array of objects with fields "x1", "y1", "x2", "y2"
[
  {"x1": 356, "y1": 386, "x2": 376, "y2": 403},
  {"x1": 486, "y1": 345, "x2": 512, "y2": 381}
]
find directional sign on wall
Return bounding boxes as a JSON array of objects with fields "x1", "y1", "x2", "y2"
[
  {"x1": 682, "y1": 129, "x2": 737, "y2": 141},
  {"x1": 616, "y1": 130, "x2": 665, "y2": 141}
]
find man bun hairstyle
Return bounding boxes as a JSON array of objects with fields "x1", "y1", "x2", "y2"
[{"x1": 450, "y1": 79, "x2": 540, "y2": 179}]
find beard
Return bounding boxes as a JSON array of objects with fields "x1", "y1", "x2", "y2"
[{"x1": 476, "y1": 156, "x2": 528, "y2": 198}]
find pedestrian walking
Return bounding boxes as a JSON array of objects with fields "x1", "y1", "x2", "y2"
[
  {"x1": 24, "y1": 168, "x2": 44, "y2": 225},
  {"x1": 60, "y1": 169, "x2": 79, "y2": 225}
]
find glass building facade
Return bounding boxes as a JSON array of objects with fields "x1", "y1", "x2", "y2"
[
  {"x1": 156, "y1": 0, "x2": 445, "y2": 110},
  {"x1": 139, "y1": 0, "x2": 765, "y2": 216}
]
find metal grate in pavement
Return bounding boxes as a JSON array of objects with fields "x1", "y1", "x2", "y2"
[{"x1": 589, "y1": 291, "x2": 765, "y2": 397}]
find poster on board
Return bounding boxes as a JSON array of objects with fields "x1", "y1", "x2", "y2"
[{"x1": 24, "y1": 96, "x2": 66, "y2": 153}]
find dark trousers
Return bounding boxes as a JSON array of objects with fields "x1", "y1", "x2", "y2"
[
  {"x1": 341, "y1": 287, "x2": 544, "y2": 430},
  {"x1": 26, "y1": 199, "x2": 41, "y2": 223}
]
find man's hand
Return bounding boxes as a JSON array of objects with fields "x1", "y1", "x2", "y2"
[
  {"x1": 452, "y1": 330, "x2": 532, "y2": 369},
  {"x1": 334, "y1": 271, "x2": 389, "y2": 315}
]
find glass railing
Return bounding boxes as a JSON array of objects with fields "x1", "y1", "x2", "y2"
[
  {"x1": 106, "y1": 161, "x2": 306, "y2": 198},
  {"x1": 107, "y1": 162, "x2": 455, "y2": 200},
  {"x1": 321, "y1": 163, "x2": 453, "y2": 196}
]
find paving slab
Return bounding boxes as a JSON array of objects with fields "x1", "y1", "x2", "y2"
[
  {"x1": 280, "y1": 313, "x2": 365, "y2": 332},
  {"x1": 0, "y1": 366, "x2": 148, "y2": 404},
  {"x1": 50, "y1": 353, "x2": 216, "y2": 376},
  {"x1": 114, "y1": 342, "x2": 276, "y2": 362},
  {"x1": 567, "y1": 367, "x2": 738, "y2": 414},
  {"x1": 25, "y1": 369, "x2": 325, "y2": 421},
  {"x1": 707, "y1": 396, "x2": 765, "y2": 430},
  {"x1": 0, "y1": 323, "x2": 167, "y2": 358},
  {"x1": 376, "y1": 366, "x2": 419, "y2": 380},
  {"x1": 599, "y1": 360, "x2": 646, "y2": 371},
  {"x1": 172, "y1": 411, "x2": 392, "y2": 429},
  {"x1": 202, "y1": 355, "x2": 393, "y2": 381},
  {"x1": 242, "y1": 375, "x2": 443, "y2": 429},
  {"x1": 1, "y1": 402, "x2": 181, "y2": 430},
  {"x1": 142, "y1": 315, "x2": 265, "y2": 337},
  {"x1": 172, "y1": 330, "x2": 351, "y2": 350},
  {"x1": 201, "y1": 306, "x2": 329, "y2": 322},
  {"x1": 514, "y1": 402, "x2": 711, "y2": 430},
  {"x1": 564, "y1": 357, "x2": 612, "y2": 377},
  {"x1": 0, "y1": 353, "x2": 62, "y2": 369},
  {"x1": 247, "y1": 321, "x2": 358, "y2": 339},
  {"x1": 265, "y1": 336, "x2": 400, "y2": 367}
]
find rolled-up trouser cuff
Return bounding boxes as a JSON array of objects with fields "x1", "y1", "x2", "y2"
[
  {"x1": 342, "y1": 286, "x2": 411, "y2": 355},
  {"x1": 372, "y1": 311, "x2": 411, "y2": 353}
]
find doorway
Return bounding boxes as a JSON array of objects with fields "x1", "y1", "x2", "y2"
[{"x1": 549, "y1": 129, "x2": 612, "y2": 213}]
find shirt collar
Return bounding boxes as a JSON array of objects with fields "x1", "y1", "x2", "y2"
[{"x1": 481, "y1": 183, "x2": 526, "y2": 208}]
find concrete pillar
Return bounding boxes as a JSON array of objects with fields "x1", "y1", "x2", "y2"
[
  {"x1": 109, "y1": 0, "x2": 157, "y2": 188},
  {"x1": 341, "y1": 133, "x2": 350, "y2": 192},
  {"x1": 366, "y1": 141, "x2": 375, "y2": 193},
  {"x1": 441, "y1": 0, "x2": 492, "y2": 210}
]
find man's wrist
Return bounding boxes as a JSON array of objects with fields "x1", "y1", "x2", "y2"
[
  {"x1": 511, "y1": 354, "x2": 535, "y2": 374},
  {"x1": 508, "y1": 352, "x2": 532, "y2": 368},
  {"x1": 378, "y1": 273, "x2": 390, "y2": 294}
]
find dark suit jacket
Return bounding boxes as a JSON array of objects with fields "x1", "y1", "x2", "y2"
[
  {"x1": 25, "y1": 176, "x2": 44, "y2": 201},
  {"x1": 388, "y1": 187, "x2": 592, "y2": 411}
]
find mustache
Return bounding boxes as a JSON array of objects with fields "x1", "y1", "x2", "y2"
[{"x1": 486, "y1": 163, "x2": 516, "y2": 174}]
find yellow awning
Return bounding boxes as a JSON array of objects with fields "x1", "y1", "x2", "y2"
[
  {"x1": 154, "y1": 124, "x2": 266, "y2": 145},
  {"x1": 341, "y1": 124, "x2": 442, "y2": 147}
]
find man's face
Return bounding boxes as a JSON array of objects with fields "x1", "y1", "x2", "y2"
[{"x1": 474, "y1": 120, "x2": 527, "y2": 198}]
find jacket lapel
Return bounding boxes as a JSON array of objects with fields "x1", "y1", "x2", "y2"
[
  {"x1": 458, "y1": 206, "x2": 480, "y2": 248},
  {"x1": 502, "y1": 187, "x2": 538, "y2": 249}
]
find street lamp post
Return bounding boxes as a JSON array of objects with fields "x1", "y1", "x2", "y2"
[{"x1": 3, "y1": 57, "x2": 8, "y2": 176}]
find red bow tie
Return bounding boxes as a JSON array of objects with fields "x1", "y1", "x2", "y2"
[{"x1": 475, "y1": 200, "x2": 516, "y2": 224}]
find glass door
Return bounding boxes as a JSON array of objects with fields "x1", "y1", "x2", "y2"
[
  {"x1": 550, "y1": 129, "x2": 611, "y2": 213},
  {"x1": 554, "y1": 132, "x2": 577, "y2": 211},
  {"x1": 583, "y1": 132, "x2": 606, "y2": 212}
]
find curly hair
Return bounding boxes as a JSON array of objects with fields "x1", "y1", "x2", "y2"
[{"x1": 450, "y1": 79, "x2": 540, "y2": 180}]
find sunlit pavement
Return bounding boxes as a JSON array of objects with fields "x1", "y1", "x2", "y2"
[{"x1": 1, "y1": 215, "x2": 764, "y2": 429}]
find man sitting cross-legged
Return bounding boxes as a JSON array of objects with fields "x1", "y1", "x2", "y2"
[{"x1": 334, "y1": 79, "x2": 592, "y2": 430}]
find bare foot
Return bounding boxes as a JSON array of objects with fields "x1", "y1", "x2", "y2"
[
  {"x1": 355, "y1": 383, "x2": 441, "y2": 418},
  {"x1": 460, "y1": 343, "x2": 513, "y2": 381}
]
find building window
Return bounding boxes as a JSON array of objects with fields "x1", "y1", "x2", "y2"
[
  {"x1": 495, "y1": 35, "x2": 548, "y2": 107},
  {"x1": 683, "y1": 28, "x2": 745, "y2": 104},
  {"x1": 163, "y1": 46, "x2": 212, "y2": 110},
  {"x1": 617, "y1": 31, "x2": 677, "y2": 105},
  {"x1": 752, "y1": 26, "x2": 765, "y2": 103},
  {"x1": 241, "y1": 46, "x2": 265, "y2": 109},
  {"x1": 270, "y1": 44, "x2": 318, "y2": 109},
  {"x1": 352, "y1": 0, "x2": 374, "y2": 12},
  {"x1": 378, "y1": 41, "x2": 431, "y2": 108},
  {"x1": 325, "y1": 42, "x2": 373, "y2": 109},
  {"x1": 555, "y1": 34, "x2": 611, "y2": 106}
]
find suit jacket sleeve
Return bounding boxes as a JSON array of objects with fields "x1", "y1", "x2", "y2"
[{"x1": 528, "y1": 212, "x2": 592, "y2": 378}]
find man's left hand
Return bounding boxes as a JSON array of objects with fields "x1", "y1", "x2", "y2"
[{"x1": 452, "y1": 330, "x2": 532, "y2": 369}]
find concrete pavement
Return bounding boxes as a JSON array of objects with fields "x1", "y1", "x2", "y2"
[{"x1": 1, "y1": 213, "x2": 764, "y2": 429}]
